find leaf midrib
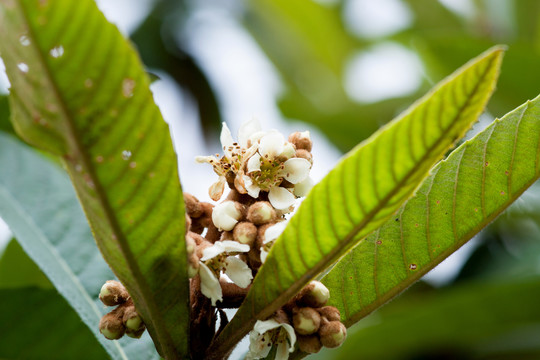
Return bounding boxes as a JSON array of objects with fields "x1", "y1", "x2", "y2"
[
  {"x1": 13, "y1": 2, "x2": 176, "y2": 358},
  {"x1": 211, "y1": 53, "x2": 497, "y2": 357}
]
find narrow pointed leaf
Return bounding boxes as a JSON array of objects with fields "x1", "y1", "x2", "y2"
[
  {"x1": 210, "y1": 47, "x2": 504, "y2": 356},
  {"x1": 322, "y1": 94, "x2": 540, "y2": 332},
  {"x1": 0, "y1": 0, "x2": 188, "y2": 357},
  {"x1": 0, "y1": 133, "x2": 158, "y2": 360}
]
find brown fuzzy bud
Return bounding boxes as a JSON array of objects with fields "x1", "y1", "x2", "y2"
[
  {"x1": 198, "y1": 202, "x2": 214, "y2": 227},
  {"x1": 289, "y1": 131, "x2": 312, "y2": 152},
  {"x1": 220, "y1": 231, "x2": 234, "y2": 241},
  {"x1": 99, "y1": 308, "x2": 126, "y2": 340},
  {"x1": 126, "y1": 326, "x2": 146, "y2": 339},
  {"x1": 196, "y1": 239, "x2": 213, "y2": 259},
  {"x1": 256, "y1": 223, "x2": 274, "y2": 247},
  {"x1": 297, "y1": 334, "x2": 323, "y2": 354},
  {"x1": 272, "y1": 309, "x2": 290, "y2": 324},
  {"x1": 298, "y1": 281, "x2": 330, "y2": 308},
  {"x1": 319, "y1": 321, "x2": 347, "y2": 348},
  {"x1": 295, "y1": 149, "x2": 313, "y2": 164},
  {"x1": 185, "y1": 214, "x2": 192, "y2": 233},
  {"x1": 184, "y1": 193, "x2": 203, "y2": 218},
  {"x1": 317, "y1": 306, "x2": 341, "y2": 322},
  {"x1": 123, "y1": 305, "x2": 144, "y2": 332},
  {"x1": 186, "y1": 233, "x2": 197, "y2": 256},
  {"x1": 233, "y1": 221, "x2": 257, "y2": 246},
  {"x1": 247, "y1": 202, "x2": 277, "y2": 225},
  {"x1": 293, "y1": 307, "x2": 321, "y2": 335},
  {"x1": 99, "y1": 280, "x2": 129, "y2": 306}
]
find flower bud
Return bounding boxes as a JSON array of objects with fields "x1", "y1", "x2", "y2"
[
  {"x1": 184, "y1": 193, "x2": 203, "y2": 218},
  {"x1": 292, "y1": 307, "x2": 321, "y2": 335},
  {"x1": 297, "y1": 334, "x2": 323, "y2": 354},
  {"x1": 212, "y1": 201, "x2": 243, "y2": 231},
  {"x1": 317, "y1": 306, "x2": 341, "y2": 322},
  {"x1": 188, "y1": 262, "x2": 199, "y2": 278},
  {"x1": 185, "y1": 214, "x2": 192, "y2": 233},
  {"x1": 186, "y1": 233, "x2": 197, "y2": 256},
  {"x1": 298, "y1": 281, "x2": 330, "y2": 308},
  {"x1": 99, "y1": 280, "x2": 129, "y2": 306},
  {"x1": 126, "y1": 326, "x2": 146, "y2": 339},
  {"x1": 272, "y1": 309, "x2": 290, "y2": 324},
  {"x1": 233, "y1": 221, "x2": 257, "y2": 246},
  {"x1": 123, "y1": 305, "x2": 144, "y2": 332},
  {"x1": 289, "y1": 131, "x2": 312, "y2": 152},
  {"x1": 247, "y1": 202, "x2": 276, "y2": 225},
  {"x1": 319, "y1": 321, "x2": 346, "y2": 348},
  {"x1": 99, "y1": 310, "x2": 125, "y2": 340},
  {"x1": 295, "y1": 149, "x2": 313, "y2": 164}
]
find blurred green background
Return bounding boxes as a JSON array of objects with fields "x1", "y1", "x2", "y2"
[{"x1": 1, "y1": 0, "x2": 540, "y2": 359}]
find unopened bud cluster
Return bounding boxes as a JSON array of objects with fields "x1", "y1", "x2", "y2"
[
  {"x1": 98, "y1": 280, "x2": 146, "y2": 340},
  {"x1": 248, "y1": 281, "x2": 346, "y2": 358}
]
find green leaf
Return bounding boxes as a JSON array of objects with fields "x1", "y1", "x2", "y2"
[
  {"x1": 0, "y1": 133, "x2": 158, "y2": 360},
  {"x1": 210, "y1": 47, "x2": 504, "y2": 356},
  {"x1": 0, "y1": 239, "x2": 52, "y2": 289},
  {"x1": 321, "y1": 94, "x2": 540, "y2": 331},
  {"x1": 312, "y1": 278, "x2": 540, "y2": 360},
  {"x1": 0, "y1": 287, "x2": 111, "y2": 360},
  {"x1": 0, "y1": 0, "x2": 188, "y2": 358}
]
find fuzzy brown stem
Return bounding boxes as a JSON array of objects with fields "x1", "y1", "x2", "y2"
[{"x1": 216, "y1": 279, "x2": 250, "y2": 308}]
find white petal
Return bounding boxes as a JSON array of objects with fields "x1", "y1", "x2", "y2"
[
  {"x1": 201, "y1": 240, "x2": 250, "y2": 261},
  {"x1": 248, "y1": 131, "x2": 266, "y2": 147},
  {"x1": 260, "y1": 248, "x2": 269, "y2": 263},
  {"x1": 281, "y1": 323, "x2": 297, "y2": 354},
  {"x1": 247, "y1": 153, "x2": 262, "y2": 173},
  {"x1": 220, "y1": 122, "x2": 235, "y2": 159},
  {"x1": 268, "y1": 187, "x2": 296, "y2": 210},
  {"x1": 244, "y1": 176, "x2": 261, "y2": 198},
  {"x1": 293, "y1": 176, "x2": 314, "y2": 197},
  {"x1": 264, "y1": 221, "x2": 288, "y2": 244},
  {"x1": 280, "y1": 158, "x2": 311, "y2": 184},
  {"x1": 224, "y1": 256, "x2": 253, "y2": 288},
  {"x1": 199, "y1": 262, "x2": 222, "y2": 306},
  {"x1": 238, "y1": 119, "x2": 262, "y2": 148},
  {"x1": 253, "y1": 319, "x2": 282, "y2": 334},
  {"x1": 279, "y1": 143, "x2": 296, "y2": 160},
  {"x1": 259, "y1": 131, "x2": 284, "y2": 159},
  {"x1": 247, "y1": 331, "x2": 272, "y2": 360},
  {"x1": 211, "y1": 201, "x2": 242, "y2": 231},
  {"x1": 275, "y1": 341, "x2": 290, "y2": 360}
]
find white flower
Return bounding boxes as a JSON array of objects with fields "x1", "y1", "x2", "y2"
[
  {"x1": 247, "y1": 320, "x2": 296, "y2": 360},
  {"x1": 259, "y1": 131, "x2": 285, "y2": 160},
  {"x1": 200, "y1": 240, "x2": 250, "y2": 261},
  {"x1": 199, "y1": 240, "x2": 252, "y2": 299},
  {"x1": 279, "y1": 158, "x2": 311, "y2": 184},
  {"x1": 238, "y1": 119, "x2": 263, "y2": 147},
  {"x1": 260, "y1": 221, "x2": 288, "y2": 263},
  {"x1": 224, "y1": 256, "x2": 252, "y2": 288},
  {"x1": 199, "y1": 262, "x2": 222, "y2": 306},
  {"x1": 211, "y1": 201, "x2": 242, "y2": 231},
  {"x1": 293, "y1": 176, "x2": 314, "y2": 197},
  {"x1": 268, "y1": 187, "x2": 296, "y2": 211}
]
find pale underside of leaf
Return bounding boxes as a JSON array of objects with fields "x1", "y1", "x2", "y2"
[
  {"x1": 0, "y1": 0, "x2": 188, "y2": 358},
  {"x1": 209, "y1": 47, "x2": 504, "y2": 357}
]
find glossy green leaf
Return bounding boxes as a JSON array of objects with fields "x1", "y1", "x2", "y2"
[
  {"x1": 210, "y1": 47, "x2": 504, "y2": 357},
  {"x1": 0, "y1": 287, "x2": 111, "y2": 360},
  {"x1": 0, "y1": 0, "x2": 188, "y2": 357},
  {"x1": 312, "y1": 278, "x2": 540, "y2": 360},
  {"x1": 322, "y1": 94, "x2": 540, "y2": 331},
  {"x1": 0, "y1": 133, "x2": 159, "y2": 360}
]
